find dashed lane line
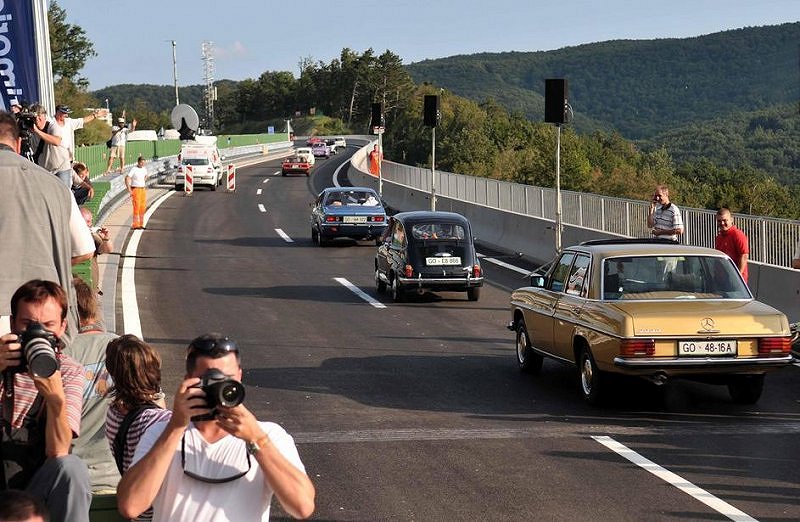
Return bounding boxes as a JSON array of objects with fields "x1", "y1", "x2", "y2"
[
  {"x1": 275, "y1": 229, "x2": 293, "y2": 243},
  {"x1": 334, "y1": 277, "x2": 386, "y2": 309},
  {"x1": 256, "y1": 188, "x2": 263, "y2": 195},
  {"x1": 258, "y1": 204, "x2": 266, "y2": 213},
  {"x1": 262, "y1": 178, "x2": 270, "y2": 184},
  {"x1": 477, "y1": 253, "x2": 530, "y2": 275},
  {"x1": 592, "y1": 435, "x2": 757, "y2": 522}
]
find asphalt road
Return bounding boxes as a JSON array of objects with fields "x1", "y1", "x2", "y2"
[{"x1": 120, "y1": 143, "x2": 800, "y2": 521}]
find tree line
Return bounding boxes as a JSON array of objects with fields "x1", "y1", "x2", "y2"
[{"x1": 50, "y1": 2, "x2": 800, "y2": 219}]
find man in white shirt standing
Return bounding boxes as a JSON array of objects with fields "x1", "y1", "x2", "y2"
[
  {"x1": 33, "y1": 104, "x2": 99, "y2": 187},
  {"x1": 125, "y1": 156, "x2": 149, "y2": 230},
  {"x1": 116, "y1": 333, "x2": 316, "y2": 522}
]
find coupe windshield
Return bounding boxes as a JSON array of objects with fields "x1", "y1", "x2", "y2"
[{"x1": 602, "y1": 255, "x2": 751, "y2": 300}]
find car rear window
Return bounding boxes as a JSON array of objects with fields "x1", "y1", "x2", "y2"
[
  {"x1": 325, "y1": 191, "x2": 380, "y2": 206},
  {"x1": 410, "y1": 223, "x2": 465, "y2": 240},
  {"x1": 602, "y1": 255, "x2": 751, "y2": 300},
  {"x1": 183, "y1": 158, "x2": 209, "y2": 166}
]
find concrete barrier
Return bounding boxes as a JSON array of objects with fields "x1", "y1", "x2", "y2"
[{"x1": 348, "y1": 143, "x2": 800, "y2": 321}]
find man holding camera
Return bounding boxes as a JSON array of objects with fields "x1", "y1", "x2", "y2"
[
  {"x1": 0, "y1": 279, "x2": 90, "y2": 521},
  {"x1": 647, "y1": 184, "x2": 684, "y2": 242},
  {"x1": 32, "y1": 105, "x2": 99, "y2": 188},
  {"x1": 117, "y1": 333, "x2": 315, "y2": 521}
]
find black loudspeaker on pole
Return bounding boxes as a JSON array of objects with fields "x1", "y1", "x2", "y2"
[
  {"x1": 423, "y1": 95, "x2": 440, "y2": 127},
  {"x1": 370, "y1": 103, "x2": 384, "y2": 128},
  {"x1": 544, "y1": 79, "x2": 568, "y2": 124}
]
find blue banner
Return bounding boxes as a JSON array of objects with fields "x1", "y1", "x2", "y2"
[{"x1": 0, "y1": 0, "x2": 40, "y2": 111}]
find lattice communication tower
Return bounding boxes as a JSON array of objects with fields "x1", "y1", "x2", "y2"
[{"x1": 201, "y1": 41, "x2": 215, "y2": 131}]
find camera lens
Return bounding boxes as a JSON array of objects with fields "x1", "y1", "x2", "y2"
[
  {"x1": 218, "y1": 381, "x2": 245, "y2": 408},
  {"x1": 24, "y1": 338, "x2": 59, "y2": 377}
]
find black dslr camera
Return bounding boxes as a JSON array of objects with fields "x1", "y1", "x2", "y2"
[
  {"x1": 7, "y1": 321, "x2": 60, "y2": 378},
  {"x1": 192, "y1": 368, "x2": 245, "y2": 421}
]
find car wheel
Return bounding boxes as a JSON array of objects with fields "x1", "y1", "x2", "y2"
[
  {"x1": 375, "y1": 268, "x2": 387, "y2": 293},
  {"x1": 579, "y1": 346, "x2": 605, "y2": 406},
  {"x1": 175, "y1": 184, "x2": 184, "y2": 191},
  {"x1": 211, "y1": 182, "x2": 216, "y2": 191},
  {"x1": 467, "y1": 287, "x2": 481, "y2": 301},
  {"x1": 282, "y1": 171, "x2": 287, "y2": 177},
  {"x1": 311, "y1": 228, "x2": 319, "y2": 245},
  {"x1": 727, "y1": 374, "x2": 764, "y2": 404},
  {"x1": 391, "y1": 275, "x2": 405, "y2": 302},
  {"x1": 516, "y1": 321, "x2": 543, "y2": 374}
]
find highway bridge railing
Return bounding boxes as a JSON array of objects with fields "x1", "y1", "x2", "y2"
[{"x1": 348, "y1": 140, "x2": 800, "y2": 321}]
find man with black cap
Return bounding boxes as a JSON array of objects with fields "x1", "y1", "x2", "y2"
[{"x1": 33, "y1": 104, "x2": 100, "y2": 188}]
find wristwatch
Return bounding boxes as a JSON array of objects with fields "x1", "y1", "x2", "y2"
[{"x1": 246, "y1": 436, "x2": 269, "y2": 455}]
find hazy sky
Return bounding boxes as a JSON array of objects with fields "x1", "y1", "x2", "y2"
[{"x1": 60, "y1": 0, "x2": 799, "y2": 90}]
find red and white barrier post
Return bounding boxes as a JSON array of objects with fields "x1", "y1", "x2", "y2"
[
  {"x1": 226, "y1": 164, "x2": 236, "y2": 192},
  {"x1": 184, "y1": 164, "x2": 194, "y2": 196}
]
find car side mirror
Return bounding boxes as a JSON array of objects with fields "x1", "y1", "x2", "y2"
[{"x1": 530, "y1": 275, "x2": 546, "y2": 288}]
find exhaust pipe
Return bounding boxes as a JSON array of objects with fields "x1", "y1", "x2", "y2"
[{"x1": 648, "y1": 371, "x2": 669, "y2": 386}]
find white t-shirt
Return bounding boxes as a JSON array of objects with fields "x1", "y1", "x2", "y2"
[
  {"x1": 69, "y1": 196, "x2": 96, "y2": 258},
  {"x1": 131, "y1": 421, "x2": 306, "y2": 522},
  {"x1": 61, "y1": 117, "x2": 85, "y2": 161},
  {"x1": 126, "y1": 166, "x2": 149, "y2": 188}
]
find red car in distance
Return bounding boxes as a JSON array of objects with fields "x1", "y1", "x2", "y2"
[{"x1": 282, "y1": 155, "x2": 311, "y2": 177}]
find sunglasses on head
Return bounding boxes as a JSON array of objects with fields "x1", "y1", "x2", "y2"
[{"x1": 187, "y1": 336, "x2": 238, "y2": 355}]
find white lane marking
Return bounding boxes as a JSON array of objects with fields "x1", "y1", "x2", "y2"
[
  {"x1": 334, "y1": 277, "x2": 386, "y2": 309},
  {"x1": 121, "y1": 190, "x2": 175, "y2": 338},
  {"x1": 258, "y1": 204, "x2": 266, "y2": 213},
  {"x1": 275, "y1": 228, "x2": 293, "y2": 243},
  {"x1": 273, "y1": 171, "x2": 281, "y2": 176},
  {"x1": 477, "y1": 253, "x2": 530, "y2": 275},
  {"x1": 256, "y1": 188, "x2": 262, "y2": 195},
  {"x1": 332, "y1": 160, "x2": 350, "y2": 187},
  {"x1": 592, "y1": 436, "x2": 757, "y2": 522},
  {"x1": 262, "y1": 178, "x2": 270, "y2": 184}
]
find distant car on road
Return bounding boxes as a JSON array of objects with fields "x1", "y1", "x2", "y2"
[
  {"x1": 333, "y1": 137, "x2": 347, "y2": 150},
  {"x1": 325, "y1": 139, "x2": 338, "y2": 154},
  {"x1": 295, "y1": 147, "x2": 315, "y2": 165},
  {"x1": 281, "y1": 155, "x2": 311, "y2": 177},
  {"x1": 508, "y1": 238, "x2": 793, "y2": 405},
  {"x1": 312, "y1": 142, "x2": 331, "y2": 159},
  {"x1": 306, "y1": 136, "x2": 322, "y2": 146},
  {"x1": 311, "y1": 187, "x2": 387, "y2": 246},
  {"x1": 375, "y1": 211, "x2": 483, "y2": 302}
]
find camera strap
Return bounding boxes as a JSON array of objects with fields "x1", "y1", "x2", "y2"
[
  {"x1": 112, "y1": 403, "x2": 158, "y2": 475},
  {"x1": 32, "y1": 122, "x2": 49, "y2": 163}
]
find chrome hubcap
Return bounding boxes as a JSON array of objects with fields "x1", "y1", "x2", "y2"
[{"x1": 581, "y1": 355, "x2": 593, "y2": 395}]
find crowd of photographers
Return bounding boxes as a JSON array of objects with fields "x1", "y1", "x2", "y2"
[{"x1": 0, "y1": 108, "x2": 315, "y2": 521}]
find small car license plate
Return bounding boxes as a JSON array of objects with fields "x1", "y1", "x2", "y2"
[
  {"x1": 342, "y1": 216, "x2": 367, "y2": 223},
  {"x1": 426, "y1": 256, "x2": 461, "y2": 266},
  {"x1": 678, "y1": 340, "x2": 737, "y2": 356}
]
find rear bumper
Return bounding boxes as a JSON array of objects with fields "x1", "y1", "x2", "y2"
[
  {"x1": 614, "y1": 354, "x2": 793, "y2": 369},
  {"x1": 398, "y1": 275, "x2": 484, "y2": 289},
  {"x1": 320, "y1": 222, "x2": 387, "y2": 239}
]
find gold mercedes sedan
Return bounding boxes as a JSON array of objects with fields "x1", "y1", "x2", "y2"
[{"x1": 509, "y1": 239, "x2": 793, "y2": 405}]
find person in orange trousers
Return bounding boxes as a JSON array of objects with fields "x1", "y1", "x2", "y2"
[
  {"x1": 368, "y1": 144, "x2": 382, "y2": 176},
  {"x1": 125, "y1": 156, "x2": 149, "y2": 229}
]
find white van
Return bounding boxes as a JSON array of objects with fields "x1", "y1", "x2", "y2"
[{"x1": 175, "y1": 140, "x2": 222, "y2": 190}]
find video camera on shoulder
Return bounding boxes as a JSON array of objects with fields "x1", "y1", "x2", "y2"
[
  {"x1": 6, "y1": 321, "x2": 60, "y2": 378},
  {"x1": 191, "y1": 368, "x2": 245, "y2": 421}
]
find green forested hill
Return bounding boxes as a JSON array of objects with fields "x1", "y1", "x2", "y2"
[{"x1": 406, "y1": 23, "x2": 800, "y2": 141}]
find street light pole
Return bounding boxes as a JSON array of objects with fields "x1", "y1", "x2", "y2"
[
  {"x1": 431, "y1": 126, "x2": 437, "y2": 211},
  {"x1": 171, "y1": 40, "x2": 180, "y2": 106},
  {"x1": 555, "y1": 124, "x2": 563, "y2": 253}
]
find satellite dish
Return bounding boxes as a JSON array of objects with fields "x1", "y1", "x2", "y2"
[{"x1": 170, "y1": 104, "x2": 200, "y2": 141}]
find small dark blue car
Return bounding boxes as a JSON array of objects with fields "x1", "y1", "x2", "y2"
[{"x1": 310, "y1": 187, "x2": 388, "y2": 245}]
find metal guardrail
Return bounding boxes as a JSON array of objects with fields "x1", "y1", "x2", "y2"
[{"x1": 381, "y1": 161, "x2": 800, "y2": 268}]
